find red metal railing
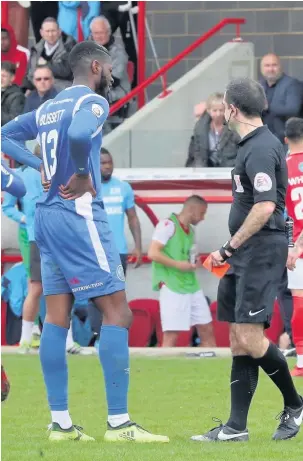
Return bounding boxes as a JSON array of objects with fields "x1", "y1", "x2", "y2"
[{"x1": 110, "y1": 17, "x2": 245, "y2": 114}]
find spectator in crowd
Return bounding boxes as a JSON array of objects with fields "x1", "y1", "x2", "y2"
[
  {"x1": 1, "y1": 24, "x2": 28, "y2": 85},
  {"x1": 58, "y1": 1, "x2": 100, "y2": 41},
  {"x1": 90, "y1": 15, "x2": 131, "y2": 132},
  {"x1": 186, "y1": 93, "x2": 239, "y2": 167},
  {"x1": 101, "y1": 147, "x2": 142, "y2": 274},
  {"x1": 260, "y1": 53, "x2": 303, "y2": 144},
  {"x1": 4, "y1": 1, "x2": 30, "y2": 48},
  {"x1": 148, "y1": 195, "x2": 215, "y2": 347},
  {"x1": 30, "y1": 1, "x2": 59, "y2": 43},
  {"x1": 23, "y1": 65, "x2": 57, "y2": 113},
  {"x1": 102, "y1": 1, "x2": 138, "y2": 88},
  {"x1": 1, "y1": 62, "x2": 25, "y2": 126},
  {"x1": 23, "y1": 17, "x2": 76, "y2": 92}
]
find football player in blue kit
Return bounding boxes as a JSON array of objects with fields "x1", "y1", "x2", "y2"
[{"x1": 1, "y1": 41, "x2": 169, "y2": 443}]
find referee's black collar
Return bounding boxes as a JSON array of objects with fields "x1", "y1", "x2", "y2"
[{"x1": 238, "y1": 125, "x2": 268, "y2": 145}]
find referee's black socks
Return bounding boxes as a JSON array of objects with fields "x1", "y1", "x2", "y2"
[
  {"x1": 257, "y1": 343, "x2": 302, "y2": 409},
  {"x1": 226, "y1": 356, "x2": 259, "y2": 431}
]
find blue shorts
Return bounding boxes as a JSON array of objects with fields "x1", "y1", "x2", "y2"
[{"x1": 35, "y1": 206, "x2": 125, "y2": 300}]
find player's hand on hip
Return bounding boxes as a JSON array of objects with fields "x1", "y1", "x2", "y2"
[
  {"x1": 210, "y1": 250, "x2": 226, "y2": 266},
  {"x1": 176, "y1": 261, "x2": 197, "y2": 272},
  {"x1": 40, "y1": 164, "x2": 51, "y2": 192},
  {"x1": 286, "y1": 248, "x2": 299, "y2": 271},
  {"x1": 59, "y1": 174, "x2": 96, "y2": 200},
  {"x1": 132, "y1": 247, "x2": 142, "y2": 268}
]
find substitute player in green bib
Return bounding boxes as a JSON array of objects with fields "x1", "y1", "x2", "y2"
[{"x1": 148, "y1": 195, "x2": 215, "y2": 347}]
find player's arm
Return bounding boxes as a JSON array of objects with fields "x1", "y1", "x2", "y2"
[
  {"x1": 2, "y1": 187, "x2": 26, "y2": 224},
  {"x1": 229, "y1": 148, "x2": 277, "y2": 250},
  {"x1": 125, "y1": 185, "x2": 142, "y2": 267},
  {"x1": 287, "y1": 228, "x2": 303, "y2": 270},
  {"x1": 60, "y1": 98, "x2": 109, "y2": 200},
  {"x1": 1, "y1": 112, "x2": 42, "y2": 171},
  {"x1": 148, "y1": 221, "x2": 195, "y2": 271},
  {"x1": 1, "y1": 162, "x2": 26, "y2": 198},
  {"x1": 295, "y1": 229, "x2": 303, "y2": 255},
  {"x1": 68, "y1": 99, "x2": 108, "y2": 175}
]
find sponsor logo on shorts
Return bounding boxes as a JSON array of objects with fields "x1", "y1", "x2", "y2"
[
  {"x1": 72, "y1": 282, "x2": 103, "y2": 293},
  {"x1": 254, "y1": 172, "x2": 272, "y2": 192},
  {"x1": 116, "y1": 265, "x2": 125, "y2": 282},
  {"x1": 249, "y1": 308, "x2": 265, "y2": 316},
  {"x1": 69, "y1": 277, "x2": 80, "y2": 285}
]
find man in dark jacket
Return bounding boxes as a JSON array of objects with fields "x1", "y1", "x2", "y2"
[
  {"x1": 23, "y1": 65, "x2": 57, "y2": 113},
  {"x1": 186, "y1": 93, "x2": 239, "y2": 168},
  {"x1": 260, "y1": 53, "x2": 302, "y2": 144},
  {"x1": 23, "y1": 16, "x2": 76, "y2": 92},
  {"x1": 1, "y1": 61, "x2": 25, "y2": 126},
  {"x1": 90, "y1": 15, "x2": 131, "y2": 132},
  {"x1": 102, "y1": 1, "x2": 138, "y2": 88}
]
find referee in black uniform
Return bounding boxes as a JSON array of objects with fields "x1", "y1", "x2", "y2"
[{"x1": 191, "y1": 78, "x2": 303, "y2": 443}]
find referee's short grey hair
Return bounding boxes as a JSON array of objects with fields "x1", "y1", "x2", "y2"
[
  {"x1": 90, "y1": 16, "x2": 112, "y2": 35},
  {"x1": 225, "y1": 77, "x2": 267, "y2": 118}
]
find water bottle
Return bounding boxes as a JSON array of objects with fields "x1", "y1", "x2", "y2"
[{"x1": 189, "y1": 244, "x2": 197, "y2": 264}]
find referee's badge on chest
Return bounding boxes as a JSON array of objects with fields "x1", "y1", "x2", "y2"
[{"x1": 234, "y1": 174, "x2": 244, "y2": 193}]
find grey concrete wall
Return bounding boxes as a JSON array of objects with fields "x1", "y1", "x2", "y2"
[
  {"x1": 103, "y1": 41, "x2": 254, "y2": 167},
  {"x1": 145, "y1": 1, "x2": 303, "y2": 99}
]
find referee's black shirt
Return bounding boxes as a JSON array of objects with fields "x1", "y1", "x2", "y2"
[{"x1": 228, "y1": 125, "x2": 288, "y2": 236}]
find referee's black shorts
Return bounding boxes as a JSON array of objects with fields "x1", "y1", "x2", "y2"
[
  {"x1": 29, "y1": 241, "x2": 42, "y2": 282},
  {"x1": 217, "y1": 231, "x2": 288, "y2": 329}
]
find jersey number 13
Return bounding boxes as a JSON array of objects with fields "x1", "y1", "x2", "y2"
[{"x1": 41, "y1": 129, "x2": 58, "y2": 180}]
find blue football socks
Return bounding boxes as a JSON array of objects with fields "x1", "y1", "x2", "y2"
[
  {"x1": 98, "y1": 325, "x2": 129, "y2": 416},
  {"x1": 39, "y1": 322, "x2": 68, "y2": 411}
]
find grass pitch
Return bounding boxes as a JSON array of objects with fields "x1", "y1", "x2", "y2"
[{"x1": 2, "y1": 355, "x2": 303, "y2": 461}]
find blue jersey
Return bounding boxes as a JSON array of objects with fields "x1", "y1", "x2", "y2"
[
  {"x1": 2, "y1": 85, "x2": 125, "y2": 300},
  {"x1": 36, "y1": 85, "x2": 109, "y2": 220},
  {"x1": 2, "y1": 85, "x2": 109, "y2": 220},
  {"x1": 102, "y1": 176, "x2": 135, "y2": 254},
  {"x1": 1, "y1": 160, "x2": 26, "y2": 198}
]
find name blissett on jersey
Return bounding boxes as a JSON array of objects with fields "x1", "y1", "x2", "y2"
[{"x1": 39, "y1": 110, "x2": 65, "y2": 126}]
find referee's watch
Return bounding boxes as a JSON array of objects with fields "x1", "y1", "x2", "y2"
[{"x1": 219, "y1": 241, "x2": 237, "y2": 261}]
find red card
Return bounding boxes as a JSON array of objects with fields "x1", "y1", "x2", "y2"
[{"x1": 203, "y1": 254, "x2": 230, "y2": 279}]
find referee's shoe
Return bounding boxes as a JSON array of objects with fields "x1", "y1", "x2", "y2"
[
  {"x1": 273, "y1": 396, "x2": 303, "y2": 440},
  {"x1": 191, "y1": 419, "x2": 249, "y2": 442}
]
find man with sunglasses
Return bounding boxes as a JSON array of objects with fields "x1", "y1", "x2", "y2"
[{"x1": 23, "y1": 65, "x2": 57, "y2": 113}]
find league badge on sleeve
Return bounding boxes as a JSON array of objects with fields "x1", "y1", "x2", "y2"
[
  {"x1": 254, "y1": 172, "x2": 272, "y2": 192},
  {"x1": 92, "y1": 104, "x2": 104, "y2": 118}
]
